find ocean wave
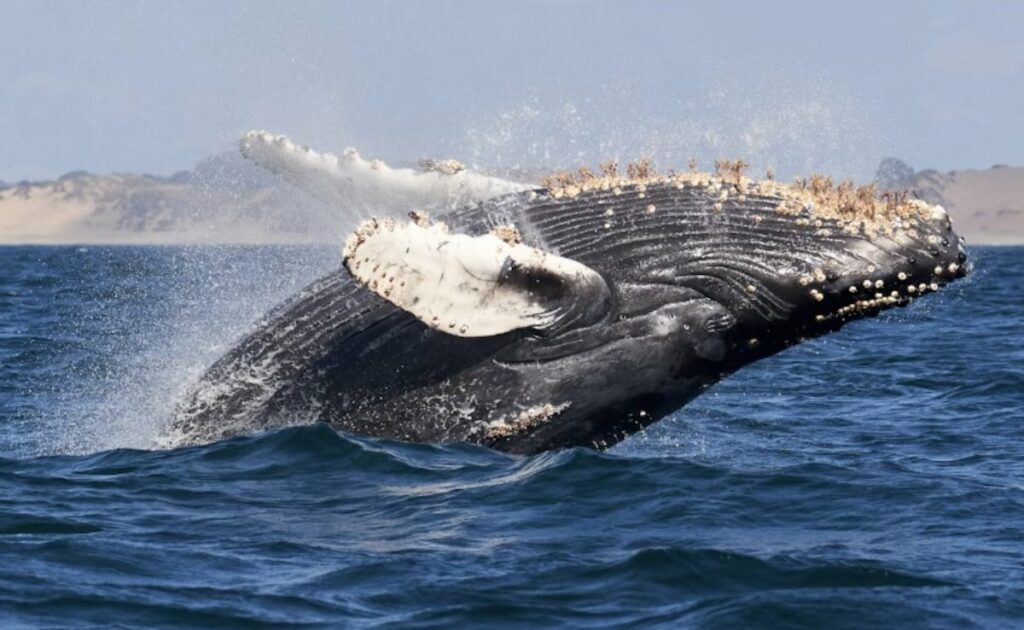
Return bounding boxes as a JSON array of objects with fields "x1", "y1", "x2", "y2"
[{"x1": 2, "y1": 246, "x2": 1023, "y2": 627}]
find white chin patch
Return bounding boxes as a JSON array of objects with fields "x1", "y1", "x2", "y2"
[{"x1": 342, "y1": 219, "x2": 603, "y2": 337}]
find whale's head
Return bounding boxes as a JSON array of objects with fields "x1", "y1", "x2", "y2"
[
  {"x1": 676, "y1": 185, "x2": 969, "y2": 364},
  {"x1": 518, "y1": 171, "x2": 970, "y2": 383}
]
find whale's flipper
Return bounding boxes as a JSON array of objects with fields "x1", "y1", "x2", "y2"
[
  {"x1": 240, "y1": 131, "x2": 530, "y2": 215},
  {"x1": 342, "y1": 218, "x2": 611, "y2": 337}
]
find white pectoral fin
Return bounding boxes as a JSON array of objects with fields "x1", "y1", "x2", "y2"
[
  {"x1": 240, "y1": 130, "x2": 529, "y2": 213},
  {"x1": 342, "y1": 219, "x2": 610, "y2": 337}
]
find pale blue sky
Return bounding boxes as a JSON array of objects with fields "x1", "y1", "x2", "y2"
[{"x1": 2, "y1": 0, "x2": 1022, "y2": 182}]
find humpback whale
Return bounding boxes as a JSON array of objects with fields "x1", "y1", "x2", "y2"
[{"x1": 163, "y1": 132, "x2": 969, "y2": 454}]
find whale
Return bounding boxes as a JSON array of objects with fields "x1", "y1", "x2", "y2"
[{"x1": 163, "y1": 132, "x2": 969, "y2": 454}]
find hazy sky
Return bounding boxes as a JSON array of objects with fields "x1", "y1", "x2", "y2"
[{"x1": 3, "y1": 0, "x2": 1023, "y2": 182}]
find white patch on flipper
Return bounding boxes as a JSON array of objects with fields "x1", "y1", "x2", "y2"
[
  {"x1": 343, "y1": 219, "x2": 606, "y2": 337},
  {"x1": 240, "y1": 130, "x2": 529, "y2": 214}
]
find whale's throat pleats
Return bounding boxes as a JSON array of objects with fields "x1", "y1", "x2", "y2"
[
  {"x1": 342, "y1": 218, "x2": 612, "y2": 337},
  {"x1": 507, "y1": 184, "x2": 808, "y2": 325}
]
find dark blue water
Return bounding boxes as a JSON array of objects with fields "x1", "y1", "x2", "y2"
[{"x1": 1, "y1": 246, "x2": 1022, "y2": 628}]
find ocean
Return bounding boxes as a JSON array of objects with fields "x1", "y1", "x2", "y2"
[{"x1": 0, "y1": 245, "x2": 1021, "y2": 628}]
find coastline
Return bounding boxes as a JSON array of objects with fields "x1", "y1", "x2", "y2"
[
  {"x1": 3, "y1": 161, "x2": 1023, "y2": 247},
  {"x1": 0, "y1": 234, "x2": 341, "y2": 247},
  {"x1": 0, "y1": 238, "x2": 1019, "y2": 247}
]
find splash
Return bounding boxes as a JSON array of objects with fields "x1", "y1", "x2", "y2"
[
  {"x1": 36, "y1": 62, "x2": 893, "y2": 455},
  {"x1": 43, "y1": 245, "x2": 340, "y2": 455},
  {"x1": 461, "y1": 65, "x2": 891, "y2": 183}
]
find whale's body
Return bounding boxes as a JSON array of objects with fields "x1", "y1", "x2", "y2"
[{"x1": 165, "y1": 133, "x2": 969, "y2": 453}]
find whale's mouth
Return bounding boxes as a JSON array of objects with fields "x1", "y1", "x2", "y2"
[
  {"x1": 810, "y1": 248, "x2": 968, "y2": 326},
  {"x1": 693, "y1": 193, "x2": 974, "y2": 358},
  {"x1": 511, "y1": 163, "x2": 974, "y2": 372},
  {"x1": 526, "y1": 167, "x2": 973, "y2": 367},
  {"x1": 793, "y1": 207, "x2": 970, "y2": 333}
]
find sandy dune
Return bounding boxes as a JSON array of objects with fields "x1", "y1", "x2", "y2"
[
  {"x1": 909, "y1": 166, "x2": 1024, "y2": 245},
  {"x1": 0, "y1": 162, "x2": 341, "y2": 245},
  {"x1": 1, "y1": 161, "x2": 1021, "y2": 245}
]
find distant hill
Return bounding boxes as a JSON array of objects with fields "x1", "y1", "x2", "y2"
[
  {"x1": 0, "y1": 153, "x2": 339, "y2": 245},
  {"x1": 2, "y1": 156, "x2": 1021, "y2": 245},
  {"x1": 906, "y1": 165, "x2": 1024, "y2": 246},
  {"x1": 873, "y1": 157, "x2": 1024, "y2": 244}
]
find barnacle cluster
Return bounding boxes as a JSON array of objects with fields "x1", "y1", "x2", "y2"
[
  {"x1": 417, "y1": 158, "x2": 466, "y2": 175},
  {"x1": 812, "y1": 262, "x2": 962, "y2": 323},
  {"x1": 539, "y1": 158, "x2": 937, "y2": 237},
  {"x1": 476, "y1": 402, "x2": 571, "y2": 439}
]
